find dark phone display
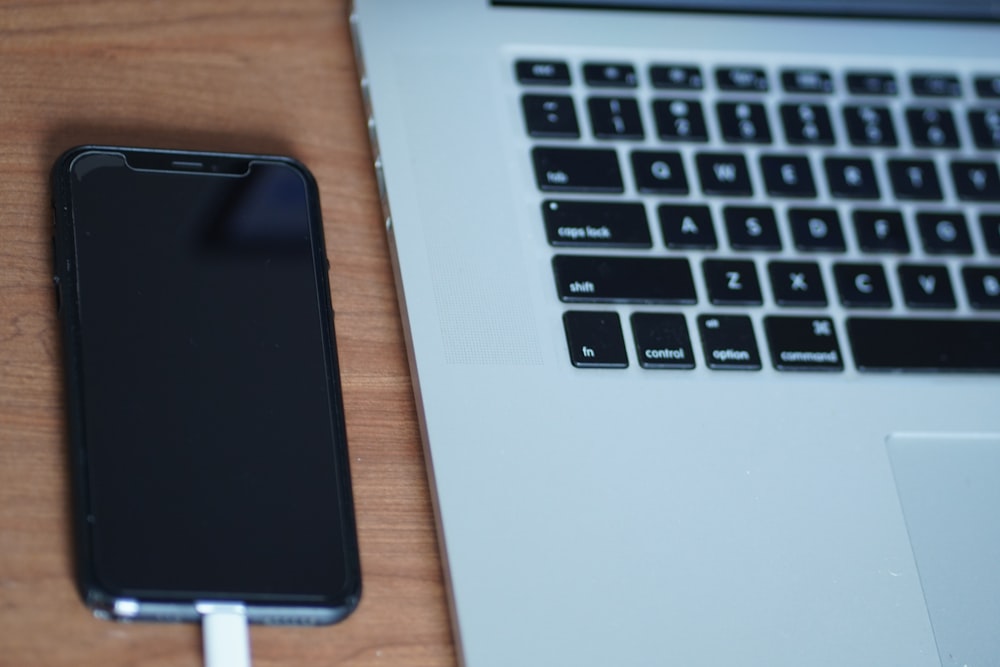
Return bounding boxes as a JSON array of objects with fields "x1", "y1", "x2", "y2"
[{"x1": 61, "y1": 151, "x2": 358, "y2": 610}]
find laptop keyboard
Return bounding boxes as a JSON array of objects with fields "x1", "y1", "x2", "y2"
[{"x1": 516, "y1": 59, "x2": 1000, "y2": 372}]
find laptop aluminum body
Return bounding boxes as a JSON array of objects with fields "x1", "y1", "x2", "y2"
[{"x1": 350, "y1": 2, "x2": 1000, "y2": 665}]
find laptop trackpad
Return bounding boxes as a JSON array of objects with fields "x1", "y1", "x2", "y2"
[{"x1": 886, "y1": 434, "x2": 1000, "y2": 667}]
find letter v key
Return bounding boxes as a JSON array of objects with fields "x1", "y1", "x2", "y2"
[
  {"x1": 900, "y1": 264, "x2": 955, "y2": 308},
  {"x1": 918, "y1": 274, "x2": 937, "y2": 294}
]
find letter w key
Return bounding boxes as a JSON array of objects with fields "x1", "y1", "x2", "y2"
[
  {"x1": 696, "y1": 153, "x2": 753, "y2": 196},
  {"x1": 714, "y1": 162, "x2": 737, "y2": 181}
]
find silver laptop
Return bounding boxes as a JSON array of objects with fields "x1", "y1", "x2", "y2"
[{"x1": 349, "y1": 2, "x2": 1000, "y2": 665}]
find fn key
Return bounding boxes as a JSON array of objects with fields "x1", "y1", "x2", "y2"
[{"x1": 564, "y1": 311, "x2": 628, "y2": 368}]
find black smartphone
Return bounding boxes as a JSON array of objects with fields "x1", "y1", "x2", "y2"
[{"x1": 52, "y1": 146, "x2": 360, "y2": 624}]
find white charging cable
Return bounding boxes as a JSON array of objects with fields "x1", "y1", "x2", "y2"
[{"x1": 197, "y1": 602, "x2": 252, "y2": 667}]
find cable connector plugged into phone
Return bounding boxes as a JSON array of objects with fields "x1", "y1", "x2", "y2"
[{"x1": 197, "y1": 602, "x2": 252, "y2": 667}]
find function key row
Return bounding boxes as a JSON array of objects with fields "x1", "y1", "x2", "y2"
[
  {"x1": 552, "y1": 255, "x2": 1000, "y2": 311},
  {"x1": 523, "y1": 95, "x2": 1000, "y2": 150},
  {"x1": 531, "y1": 147, "x2": 1000, "y2": 204},
  {"x1": 542, "y1": 199, "x2": 1000, "y2": 257},
  {"x1": 516, "y1": 59, "x2": 1000, "y2": 99}
]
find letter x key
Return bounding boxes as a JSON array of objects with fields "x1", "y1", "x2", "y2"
[{"x1": 768, "y1": 261, "x2": 827, "y2": 306}]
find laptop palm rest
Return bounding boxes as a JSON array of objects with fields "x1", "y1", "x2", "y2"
[{"x1": 887, "y1": 434, "x2": 1000, "y2": 667}]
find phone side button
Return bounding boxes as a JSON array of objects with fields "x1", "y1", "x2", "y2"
[{"x1": 51, "y1": 236, "x2": 62, "y2": 312}]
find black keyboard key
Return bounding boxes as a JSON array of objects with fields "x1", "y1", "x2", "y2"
[
  {"x1": 516, "y1": 60, "x2": 571, "y2": 86},
  {"x1": 760, "y1": 155, "x2": 817, "y2": 198},
  {"x1": 716, "y1": 67, "x2": 768, "y2": 92},
  {"x1": 951, "y1": 161, "x2": 1000, "y2": 201},
  {"x1": 843, "y1": 105, "x2": 898, "y2": 147},
  {"x1": 764, "y1": 316, "x2": 844, "y2": 371},
  {"x1": 780, "y1": 103, "x2": 835, "y2": 145},
  {"x1": 781, "y1": 68, "x2": 834, "y2": 94},
  {"x1": 968, "y1": 108, "x2": 1000, "y2": 149},
  {"x1": 588, "y1": 96, "x2": 644, "y2": 139},
  {"x1": 659, "y1": 204, "x2": 718, "y2": 249},
  {"x1": 552, "y1": 255, "x2": 696, "y2": 304},
  {"x1": 631, "y1": 151, "x2": 689, "y2": 194},
  {"x1": 916, "y1": 212, "x2": 973, "y2": 255},
  {"x1": 631, "y1": 313, "x2": 696, "y2": 369},
  {"x1": 963, "y1": 267, "x2": 1000, "y2": 310},
  {"x1": 847, "y1": 318, "x2": 1000, "y2": 372},
  {"x1": 650, "y1": 64, "x2": 704, "y2": 90},
  {"x1": 853, "y1": 210, "x2": 910, "y2": 254},
  {"x1": 911, "y1": 73, "x2": 962, "y2": 98},
  {"x1": 906, "y1": 107, "x2": 960, "y2": 148},
  {"x1": 768, "y1": 261, "x2": 827, "y2": 307},
  {"x1": 703, "y1": 259, "x2": 763, "y2": 305},
  {"x1": 887, "y1": 159, "x2": 942, "y2": 201},
  {"x1": 652, "y1": 98, "x2": 709, "y2": 142},
  {"x1": 697, "y1": 314, "x2": 761, "y2": 370},
  {"x1": 846, "y1": 71, "x2": 898, "y2": 96},
  {"x1": 696, "y1": 153, "x2": 753, "y2": 196},
  {"x1": 833, "y1": 263, "x2": 892, "y2": 308},
  {"x1": 563, "y1": 311, "x2": 628, "y2": 368},
  {"x1": 583, "y1": 62, "x2": 638, "y2": 88},
  {"x1": 522, "y1": 95, "x2": 580, "y2": 138},
  {"x1": 717, "y1": 101, "x2": 771, "y2": 143},
  {"x1": 825, "y1": 157, "x2": 879, "y2": 199},
  {"x1": 533, "y1": 147, "x2": 624, "y2": 193},
  {"x1": 898, "y1": 264, "x2": 956, "y2": 309},
  {"x1": 982, "y1": 214, "x2": 1000, "y2": 255},
  {"x1": 542, "y1": 200, "x2": 652, "y2": 248},
  {"x1": 724, "y1": 206, "x2": 781, "y2": 250},
  {"x1": 788, "y1": 208, "x2": 845, "y2": 252},
  {"x1": 974, "y1": 75, "x2": 1000, "y2": 99}
]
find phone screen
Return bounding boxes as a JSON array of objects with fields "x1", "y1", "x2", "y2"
[{"x1": 53, "y1": 147, "x2": 359, "y2": 622}]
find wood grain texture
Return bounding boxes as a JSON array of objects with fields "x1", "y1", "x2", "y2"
[{"x1": 0, "y1": 1, "x2": 455, "y2": 665}]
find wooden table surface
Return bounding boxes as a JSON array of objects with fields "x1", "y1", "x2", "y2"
[{"x1": 0, "y1": 1, "x2": 455, "y2": 665}]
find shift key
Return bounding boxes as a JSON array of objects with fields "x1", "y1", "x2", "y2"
[{"x1": 553, "y1": 255, "x2": 696, "y2": 304}]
